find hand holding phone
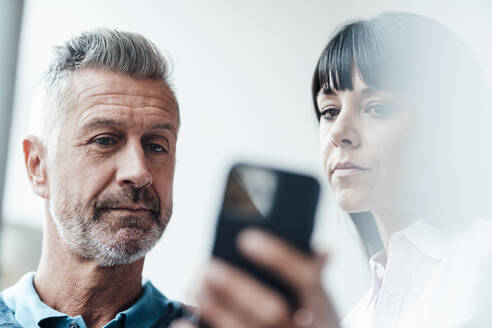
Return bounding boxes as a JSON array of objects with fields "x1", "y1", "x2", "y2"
[
  {"x1": 185, "y1": 164, "x2": 339, "y2": 328},
  {"x1": 188, "y1": 218, "x2": 338, "y2": 326},
  {"x1": 210, "y1": 163, "x2": 320, "y2": 308}
]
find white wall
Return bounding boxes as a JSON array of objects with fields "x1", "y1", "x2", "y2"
[{"x1": 2, "y1": 0, "x2": 491, "y2": 317}]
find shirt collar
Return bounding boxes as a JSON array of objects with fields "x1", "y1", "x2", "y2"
[
  {"x1": 389, "y1": 219, "x2": 453, "y2": 261},
  {"x1": 1, "y1": 272, "x2": 69, "y2": 327},
  {"x1": 122, "y1": 279, "x2": 177, "y2": 327},
  {"x1": 2, "y1": 272, "x2": 179, "y2": 328}
]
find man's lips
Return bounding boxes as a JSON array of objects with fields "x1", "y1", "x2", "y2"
[{"x1": 99, "y1": 206, "x2": 157, "y2": 213}]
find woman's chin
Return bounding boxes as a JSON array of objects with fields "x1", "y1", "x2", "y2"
[{"x1": 335, "y1": 189, "x2": 373, "y2": 213}]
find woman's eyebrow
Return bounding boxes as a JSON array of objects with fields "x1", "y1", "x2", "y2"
[
  {"x1": 360, "y1": 87, "x2": 377, "y2": 95},
  {"x1": 317, "y1": 89, "x2": 338, "y2": 101}
]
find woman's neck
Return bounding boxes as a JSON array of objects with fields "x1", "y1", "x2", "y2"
[{"x1": 371, "y1": 207, "x2": 417, "y2": 251}]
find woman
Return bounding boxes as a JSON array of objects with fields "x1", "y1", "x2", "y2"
[
  {"x1": 173, "y1": 12, "x2": 492, "y2": 328},
  {"x1": 312, "y1": 12, "x2": 492, "y2": 328}
]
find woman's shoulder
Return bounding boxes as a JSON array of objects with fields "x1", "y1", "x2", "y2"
[
  {"x1": 438, "y1": 218, "x2": 492, "y2": 281},
  {"x1": 421, "y1": 218, "x2": 492, "y2": 326},
  {"x1": 450, "y1": 218, "x2": 492, "y2": 255}
]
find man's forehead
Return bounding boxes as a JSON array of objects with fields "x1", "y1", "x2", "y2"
[
  {"x1": 69, "y1": 68, "x2": 178, "y2": 111},
  {"x1": 57, "y1": 69, "x2": 180, "y2": 135},
  {"x1": 62, "y1": 69, "x2": 178, "y2": 122}
]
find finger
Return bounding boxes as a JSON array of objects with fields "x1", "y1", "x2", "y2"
[
  {"x1": 169, "y1": 319, "x2": 197, "y2": 328},
  {"x1": 196, "y1": 285, "x2": 257, "y2": 328},
  {"x1": 237, "y1": 229, "x2": 327, "y2": 292},
  {"x1": 198, "y1": 259, "x2": 292, "y2": 327}
]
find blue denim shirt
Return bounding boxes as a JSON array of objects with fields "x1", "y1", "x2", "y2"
[{"x1": 0, "y1": 272, "x2": 186, "y2": 328}]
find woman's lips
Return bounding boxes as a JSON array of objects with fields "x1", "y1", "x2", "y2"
[
  {"x1": 331, "y1": 162, "x2": 370, "y2": 178},
  {"x1": 332, "y1": 167, "x2": 369, "y2": 177}
]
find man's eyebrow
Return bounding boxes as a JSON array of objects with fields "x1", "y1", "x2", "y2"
[
  {"x1": 148, "y1": 123, "x2": 178, "y2": 137},
  {"x1": 80, "y1": 118, "x2": 126, "y2": 132},
  {"x1": 78, "y1": 119, "x2": 177, "y2": 136},
  {"x1": 150, "y1": 123, "x2": 175, "y2": 131}
]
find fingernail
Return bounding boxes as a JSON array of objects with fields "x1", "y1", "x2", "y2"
[
  {"x1": 237, "y1": 229, "x2": 265, "y2": 253},
  {"x1": 293, "y1": 308, "x2": 314, "y2": 327},
  {"x1": 169, "y1": 319, "x2": 195, "y2": 328}
]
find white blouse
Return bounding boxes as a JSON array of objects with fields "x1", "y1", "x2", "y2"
[{"x1": 342, "y1": 218, "x2": 492, "y2": 328}]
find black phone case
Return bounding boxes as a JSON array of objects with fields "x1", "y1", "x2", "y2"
[{"x1": 210, "y1": 163, "x2": 320, "y2": 309}]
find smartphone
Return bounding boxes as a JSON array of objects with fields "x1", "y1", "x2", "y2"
[{"x1": 210, "y1": 163, "x2": 320, "y2": 308}]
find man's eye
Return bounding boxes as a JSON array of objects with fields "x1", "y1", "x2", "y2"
[
  {"x1": 93, "y1": 137, "x2": 117, "y2": 146},
  {"x1": 366, "y1": 102, "x2": 394, "y2": 118},
  {"x1": 146, "y1": 143, "x2": 167, "y2": 153},
  {"x1": 320, "y1": 107, "x2": 340, "y2": 121}
]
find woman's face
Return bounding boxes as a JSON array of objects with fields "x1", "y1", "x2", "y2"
[{"x1": 317, "y1": 71, "x2": 414, "y2": 213}]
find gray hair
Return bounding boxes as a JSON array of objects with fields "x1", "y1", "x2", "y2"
[{"x1": 31, "y1": 28, "x2": 177, "y2": 150}]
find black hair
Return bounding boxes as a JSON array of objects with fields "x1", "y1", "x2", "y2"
[{"x1": 311, "y1": 12, "x2": 486, "y2": 120}]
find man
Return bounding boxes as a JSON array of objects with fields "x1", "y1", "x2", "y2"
[{"x1": 0, "y1": 28, "x2": 186, "y2": 327}]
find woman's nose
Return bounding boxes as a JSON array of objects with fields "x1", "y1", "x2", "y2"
[{"x1": 329, "y1": 112, "x2": 360, "y2": 148}]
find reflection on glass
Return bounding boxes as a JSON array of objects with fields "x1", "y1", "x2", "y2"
[{"x1": 223, "y1": 166, "x2": 278, "y2": 220}]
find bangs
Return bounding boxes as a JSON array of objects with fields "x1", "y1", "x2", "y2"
[
  {"x1": 312, "y1": 20, "x2": 391, "y2": 119},
  {"x1": 311, "y1": 12, "x2": 482, "y2": 121}
]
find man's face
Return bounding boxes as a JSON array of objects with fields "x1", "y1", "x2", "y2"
[{"x1": 48, "y1": 69, "x2": 179, "y2": 266}]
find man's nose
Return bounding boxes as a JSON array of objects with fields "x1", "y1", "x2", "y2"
[
  {"x1": 116, "y1": 141, "x2": 153, "y2": 189},
  {"x1": 328, "y1": 110, "x2": 361, "y2": 148}
]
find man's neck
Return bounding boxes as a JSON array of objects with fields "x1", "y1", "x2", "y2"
[{"x1": 34, "y1": 215, "x2": 144, "y2": 328}]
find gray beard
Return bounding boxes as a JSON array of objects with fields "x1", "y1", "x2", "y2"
[{"x1": 50, "y1": 186, "x2": 172, "y2": 267}]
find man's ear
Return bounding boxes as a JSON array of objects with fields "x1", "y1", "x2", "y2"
[{"x1": 23, "y1": 135, "x2": 50, "y2": 199}]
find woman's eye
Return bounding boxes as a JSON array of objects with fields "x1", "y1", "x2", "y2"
[
  {"x1": 366, "y1": 102, "x2": 394, "y2": 118},
  {"x1": 146, "y1": 143, "x2": 167, "y2": 153},
  {"x1": 320, "y1": 107, "x2": 340, "y2": 121},
  {"x1": 93, "y1": 136, "x2": 117, "y2": 146}
]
